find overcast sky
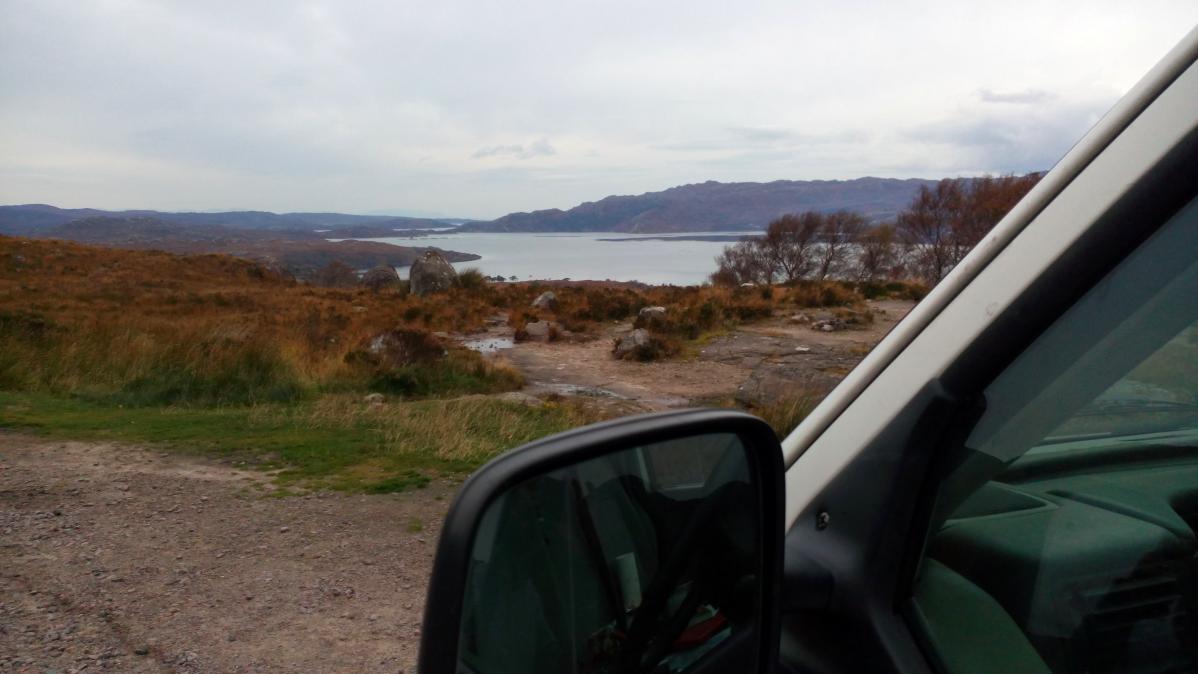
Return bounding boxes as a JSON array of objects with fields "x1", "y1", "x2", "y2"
[{"x1": 1, "y1": 1, "x2": 1194, "y2": 219}]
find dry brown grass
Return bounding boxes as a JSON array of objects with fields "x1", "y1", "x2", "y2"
[{"x1": 0, "y1": 237, "x2": 517, "y2": 403}]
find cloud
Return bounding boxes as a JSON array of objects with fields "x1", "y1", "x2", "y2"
[
  {"x1": 978, "y1": 88, "x2": 1055, "y2": 104},
  {"x1": 901, "y1": 91, "x2": 1118, "y2": 174},
  {"x1": 471, "y1": 138, "x2": 557, "y2": 160},
  {"x1": 0, "y1": 0, "x2": 1195, "y2": 217}
]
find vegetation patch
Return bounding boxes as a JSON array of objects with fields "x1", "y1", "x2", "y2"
[{"x1": 0, "y1": 391, "x2": 608, "y2": 491}]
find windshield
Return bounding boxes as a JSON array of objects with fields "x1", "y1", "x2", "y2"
[{"x1": 967, "y1": 194, "x2": 1198, "y2": 461}]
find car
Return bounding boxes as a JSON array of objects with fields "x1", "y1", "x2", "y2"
[{"x1": 416, "y1": 25, "x2": 1198, "y2": 674}]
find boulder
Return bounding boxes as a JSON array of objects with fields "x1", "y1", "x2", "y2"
[
  {"x1": 638, "y1": 306, "x2": 667, "y2": 320},
  {"x1": 360, "y1": 329, "x2": 445, "y2": 368},
  {"x1": 613, "y1": 328, "x2": 652, "y2": 357},
  {"x1": 360, "y1": 265, "x2": 400, "y2": 292},
  {"x1": 409, "y1": 250, "x2": 458, "y2": 296},
  {"x1": 531, "y1": 291, "x2": 559, "y2": 311},
  {"x1": 520, "y1": 320, "x2": 560, "y2": 342}
]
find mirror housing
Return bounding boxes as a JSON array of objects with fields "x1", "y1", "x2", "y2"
[{"x1": 418, "y1": 409, "x2": 784, "y2": 674}]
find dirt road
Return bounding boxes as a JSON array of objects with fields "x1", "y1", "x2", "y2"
[{"x1": 0, "y1": 433, "x2": 451, "y2": 673}]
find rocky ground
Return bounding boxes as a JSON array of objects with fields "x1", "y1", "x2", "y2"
[
  {"x1": 0, "y1": 299, "x2": 912, "y2": 672},
  {"x1": 489, "y1": 298, "x2": 913, "y2": 411}
]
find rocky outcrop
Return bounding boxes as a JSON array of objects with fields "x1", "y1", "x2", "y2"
[{"x1": 408, "y1": 251, "x2": 458, "y2": 296}]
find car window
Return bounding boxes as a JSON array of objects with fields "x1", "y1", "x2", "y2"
[{"x1": 913, "y1": 195, "x2": 1198, "y2": 673}]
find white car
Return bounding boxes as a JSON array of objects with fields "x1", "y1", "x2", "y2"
[{"x1": 417, "y1": 25, "x2": 1198, "y2": 674}]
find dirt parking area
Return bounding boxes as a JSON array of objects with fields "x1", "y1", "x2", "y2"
[{"x1": 0, "y1": 434, "x2": 451, "y2": 673}]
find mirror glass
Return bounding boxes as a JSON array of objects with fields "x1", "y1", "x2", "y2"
[{"x1": 456, "y1": 432, "x2": 761, "y2": 674}]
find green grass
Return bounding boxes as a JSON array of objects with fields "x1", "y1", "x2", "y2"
[{"x1": 0, "y1": 391, "x2": 604, "y2": 493}]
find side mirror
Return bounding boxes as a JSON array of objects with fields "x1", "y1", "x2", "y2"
[{"x1": 418, "y1": 409, "x2": 784, "y2": 674}]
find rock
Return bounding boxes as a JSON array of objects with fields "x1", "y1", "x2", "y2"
[
  {"x1": 363, "y1": 393, "x2": 384, "y2": 404},
  {"x1": 787, "y1": 313, "x2": 812, "y2": 325},
  {"x1": 495, "y1": 391, "x2": 543, "y2": 406},
  {"x1": 613, "y1": 328, "x2": 651, "y2": 357},
  {"x1": 531, "y1": 291, "x2": 559, "y2": 311},
  {"x1": 519, "y1": 320, "x2": 560, "y2": 342},
  {"x1": 249, "y1": 255, "x2": 295, "y2": 281},
  {"x1": 360, "y1": 330, "x2": 445, "y2": 368},
  {"x1": 638, "y1": 306, "x2": 667, "y2": 320},
  {"x1": 360, "y1": 265, "x2": 399, "y2": 292},
  {"x1": 408, "y1": 250, "x2": 458, "y2": 296}
]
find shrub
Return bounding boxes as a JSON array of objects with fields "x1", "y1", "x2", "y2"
[
  {"x1": 457, "y1": 268, "x2": 486, "y2": 292},
  {"x1": 366, "y1": 348, "x2": 523, "y2": 397}
]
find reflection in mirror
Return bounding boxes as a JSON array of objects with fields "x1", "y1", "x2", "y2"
[{"x1": 457, "y1": 433, "x2": 759, "y2": 674}]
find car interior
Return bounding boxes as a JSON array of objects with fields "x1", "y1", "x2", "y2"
[{"x1": 913, "y1": 196, "x2": 1198, "y2": 673}]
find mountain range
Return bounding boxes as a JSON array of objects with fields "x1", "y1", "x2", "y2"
[
  {"x1": 0, "y1": 204, "x2": 457, "y2": 236},
  {"x1": 458, "y1": 177, "x2": 938, "y2": 233},
  {"x1": 1, "y1": 177, "x2": 940, "y2": 237}
]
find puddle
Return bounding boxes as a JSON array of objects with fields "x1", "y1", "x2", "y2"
[{"x1": 463, "y1": 337, "x2": 514, "y2": 354}]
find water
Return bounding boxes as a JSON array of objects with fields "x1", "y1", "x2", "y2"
[{"x1": 354, "y1": 231, "x2": 757, "y2": 285}]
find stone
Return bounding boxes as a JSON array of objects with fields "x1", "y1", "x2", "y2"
[
  {"x1": 360, "y1": 265, "x2": 400, "y2": 292},
  {"x1": 520, "y1": 320, "x2": 560, "y2": 342},
  {"x1": 408, "y1": 250, "x2": 458, "y2": 296},
  {"x1": 531, "y1": 291, "x2": 559, "y2": 311},
  {"x1": 613, "y1": 328, "x2": 651, "y2": 357},
  {"x1": 361, "y1": 330, "x2": 445, "y2": 368},
  {"x1": 638, "y1": 306, "x2": 667, "y2": 320}
]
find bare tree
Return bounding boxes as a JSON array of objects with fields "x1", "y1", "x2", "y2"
[
  {"x1": 761, "y1": 213, "x2": 822, "y2": 282},
  {"x1": 855, "y1": 224, "x2": 899, "y2": 283},
  {"x1": 815, "y1": 210, "x2": 867, "y2": 280},
  {"x1": 712, "y1": 240, "x2": 773, "y2": 285},
  {"x1": 896, "y1": 180, "x2": 965, "y2": 282},
  {"x1": 896, "y1": 174, "x2": 1041, "y2": 283}
]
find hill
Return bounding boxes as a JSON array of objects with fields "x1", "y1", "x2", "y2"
[
  {"x1": 462, "y1": 177, "x2": 938, "y2": 233},
  {"x1": 0, "y1": 204, "x2": 457, "y2": 235},
  {"x1": 30, "y1": 216, "x2": 479, "y2": 278}
]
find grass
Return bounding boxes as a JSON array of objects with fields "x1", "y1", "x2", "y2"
[
  {"x1": 754, "y1": 390, "x2": 822, "y2": 439},
  {"x1": 0, "y1": 391, "x2": 607, "y2": 492}
]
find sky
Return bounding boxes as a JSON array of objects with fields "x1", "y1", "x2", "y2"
[{"x1": 1, "y1": 1, "x2": 1195, "y2": 219}]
